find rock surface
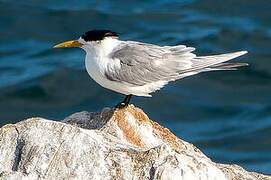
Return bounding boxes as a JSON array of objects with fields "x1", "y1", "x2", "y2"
[{"x1": 0, "y1": 105, "x2": 270, "y2": 180}]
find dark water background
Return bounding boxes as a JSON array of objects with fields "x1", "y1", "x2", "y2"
[{"x1": 1, "y1": 0, "x2": 271, "y2": 175}]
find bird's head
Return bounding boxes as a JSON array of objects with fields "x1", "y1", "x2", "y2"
[{"x1": 54, "y1": 30, "x2": 119, "y2": 51}]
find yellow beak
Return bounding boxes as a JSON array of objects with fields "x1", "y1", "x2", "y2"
[{"x1": 53, "y1": 40, "x2": 83, "y2": 48}]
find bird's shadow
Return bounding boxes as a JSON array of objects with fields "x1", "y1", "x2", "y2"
[{"x1": 61, "y1": 107, "x2": 115, "y2": 130}]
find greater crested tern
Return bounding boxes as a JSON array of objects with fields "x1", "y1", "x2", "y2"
[{"x1": 54, "y1": 30, "x2": 248, "y2": 108}]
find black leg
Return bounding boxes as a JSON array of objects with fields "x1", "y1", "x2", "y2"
[{"x1": 115, "y1": 94, "x2": 132, "y2": 109}]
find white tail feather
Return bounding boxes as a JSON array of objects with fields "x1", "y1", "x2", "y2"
[
  {"x1": 200, "y1": 51, "x2": 248, "y2": 63},
  {"x1": 178, "y1": 51, "x2": 248, "y2": 74}
]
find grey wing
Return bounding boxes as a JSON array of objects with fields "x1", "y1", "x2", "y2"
[
  {"x1": 105, "y1": 41, "x2": 247, "y2": 86},
  {"x1": 105, "y1": 41, "x2": 196, "y2": 86}
]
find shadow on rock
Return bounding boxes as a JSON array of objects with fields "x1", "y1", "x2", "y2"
[{"x1": 62, "y1": 107, "x2": 115, "y2": 130}]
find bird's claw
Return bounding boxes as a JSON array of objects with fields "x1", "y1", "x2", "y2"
[
  {"x1": 114, "y1": 94, "x2": 132, "y2": 110},
  {"x1": 114, "y1": 102, "x2": 128, "y2": 109}
]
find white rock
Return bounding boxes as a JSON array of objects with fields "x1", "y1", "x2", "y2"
[{"x1": 0, "y1": 105, "x2": 269, "y2": 180}]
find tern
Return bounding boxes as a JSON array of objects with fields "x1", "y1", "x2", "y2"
[{"x1": 54, "y1": 30, "x2": 247, "y2": 108}]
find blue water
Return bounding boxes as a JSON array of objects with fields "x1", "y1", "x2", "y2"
[{"x1": 1, "y1": 0, "x2": 271, "y2": 175}]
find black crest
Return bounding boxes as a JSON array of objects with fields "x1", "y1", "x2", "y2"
[{"x1": 81, "y1": 30, "x2": 119, "y2": 41}]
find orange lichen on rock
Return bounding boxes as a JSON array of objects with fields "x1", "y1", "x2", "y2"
[
  {"x1": 113, "y1": 105, "x2": 183, "y2": 151},
  {"x1": 150, "y1": 120, "x2": 183, "y2": 151},
  {"x1": 113, "y1": 106, "x2": 145, "y2": 148},
  {"x1": 125, "y1": 106, "x2": 151, "y2": 123}
]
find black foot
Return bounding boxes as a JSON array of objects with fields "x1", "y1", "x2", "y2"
[
  {"x1": 114, "y1": 95, "x2": 132, "y2": 109},
  {"x1": 115, "y1": 102, "x2": 128, "y2": 109}
]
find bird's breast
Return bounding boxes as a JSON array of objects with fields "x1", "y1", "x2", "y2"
[
  {"x1": 85, "y1": 54, "x2": 102, "y2": 79},
  {"x1": 85, "y1": 52, "x2": 116, "y2": 89}
]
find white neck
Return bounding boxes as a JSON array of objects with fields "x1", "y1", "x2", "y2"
[{"x1": 100, "y1": 37, "x2": 120, "y2": 56}]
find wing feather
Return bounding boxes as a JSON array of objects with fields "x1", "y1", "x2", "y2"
[
  {"x1": 106, "y1": 41, "x2": 194, "y2": 86},
  {"x1": 105, "y1": 41, "x2": 247, "y2": 86}
]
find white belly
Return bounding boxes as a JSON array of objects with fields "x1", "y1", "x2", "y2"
[{"x1": 85, "y1": 53, "x2": 167, "y2": 97}]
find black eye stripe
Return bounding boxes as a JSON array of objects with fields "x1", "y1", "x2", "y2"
[{"x1": 81, "y1": 30, "x2": 119, "y2": 42}]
